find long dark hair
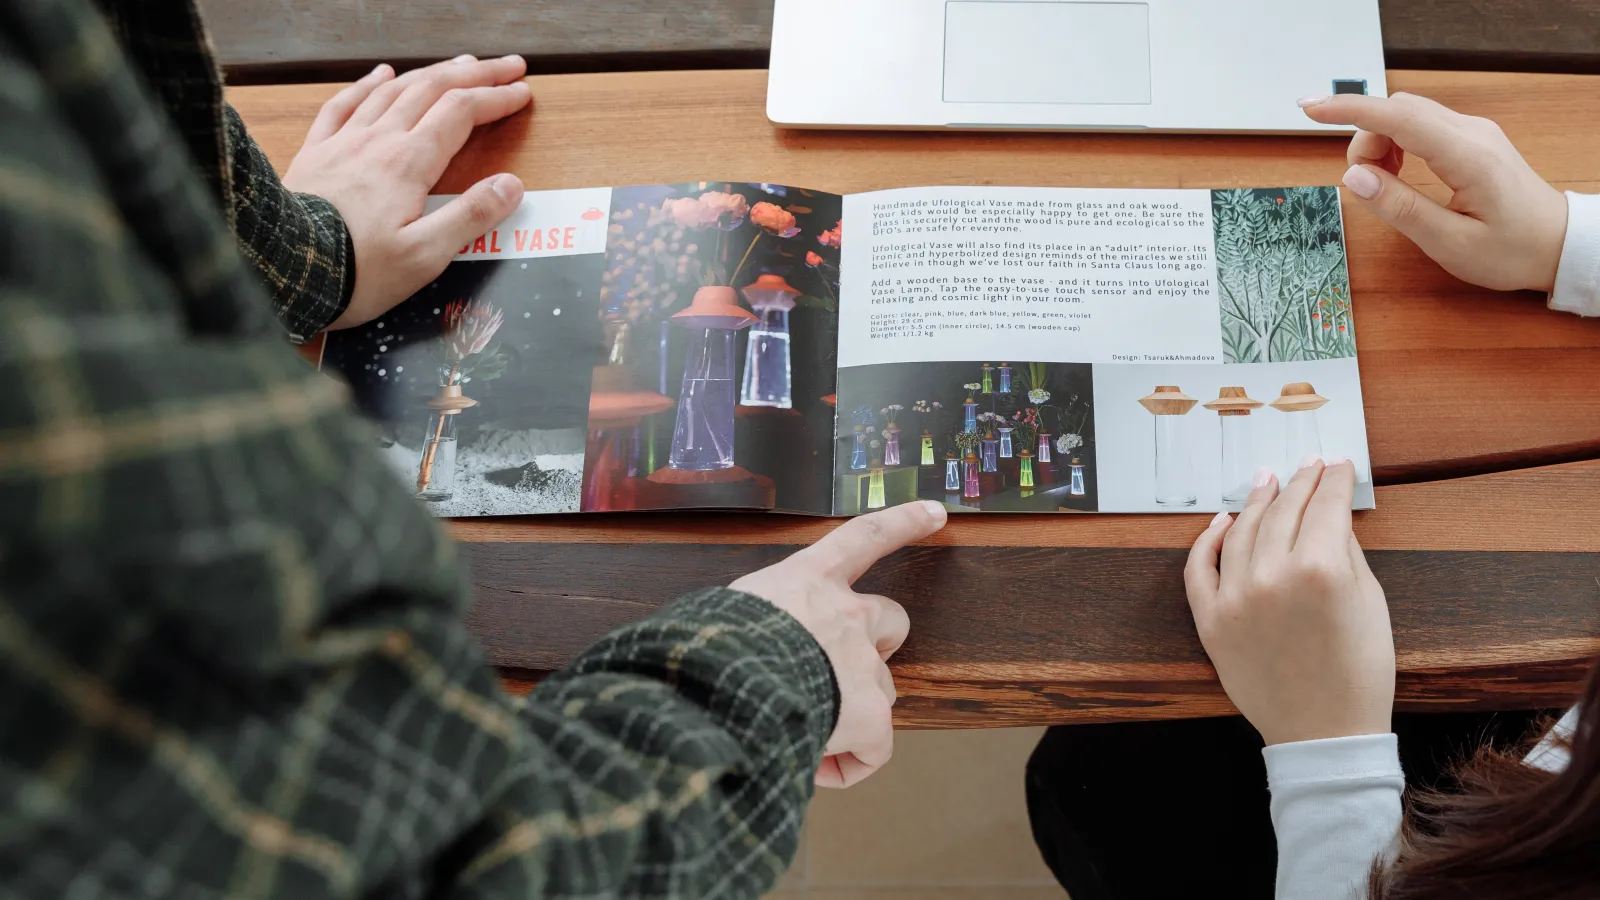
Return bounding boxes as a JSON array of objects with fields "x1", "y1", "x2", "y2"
[{"x1": 1371, "y1": 663, "x2": 1599, "y2": 899}]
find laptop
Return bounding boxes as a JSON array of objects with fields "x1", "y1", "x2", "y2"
[{"x1": 768, "y1": 0, "x2": 1387, "y2": 134}]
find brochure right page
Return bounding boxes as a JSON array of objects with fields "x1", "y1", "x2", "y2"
[{"x1": 832, "y1": 185, "x2": 1374, "y2": 514}]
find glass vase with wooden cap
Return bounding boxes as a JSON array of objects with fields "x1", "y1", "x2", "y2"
[
  {"x1": 962, "y1": 395, "x2": 979, "y2": 431},
  {"x1": 1018, "y1": 448, "x2": 1035, "y2": 488},
  {"x1": 998, "y1": 362, "x2": 1012, "y2": 393},
  {"x1": 1138, "y1": 385, "x2": 1199, "y2": 508},
  {"x1": 944, "y1": 450, "x2": 962, "y2": 492},
  {"x1": 963, "y1": 449, "x2": 982, "y2": 499},
  {"x1": 1037, "y1": 431, "x2": 1053, "y2": 463},
  {"x1": 416, "y1": 378, "x2": 477, "y2": 502},
  {"x1": 920, "y1": 429, "x2": 936, "y2": 466},
  {"x1": 980, "y1": 426, "x2": 999, "y2": 473},
  {"x1": 1269, "y1": 382, "x2": 1329, "y2": 472},
  {"x1": 1069, "y1": 457, "x2": 1087, "y2": 496},
  {"x1": 738, "y1": 273, "x2": 801, "y2": 409},
  {"x1": 981, "y1": 362, "x2": 994, "y2": 394},
  {"x1": 666, "y1": 286, "x2": 757, "y2": 471},
  {"x1": 1204, "y1": 386, "x2": 1265, "y2": 510}
]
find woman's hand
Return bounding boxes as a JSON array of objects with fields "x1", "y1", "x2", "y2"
[
  {"x1": 1185, "y1": 460, "x2": 1394, "y2": 746},
  {"x1": 731, "y1": 501, "x2": 948, "y2": 788},
  {"x1": 283, "y1": 55, "x2": 534, "y2": 330},
  {"x1": 1301, "y1": 92, "x2": 1567, "y2": 292}
]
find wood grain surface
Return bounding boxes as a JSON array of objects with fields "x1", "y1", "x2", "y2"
[
  {"x1": 229, "y1": 69, "x2": 1600, "y2": 725},
  {"x1": 203, "y1": 0, "x2": 1600, "y2": 82}
]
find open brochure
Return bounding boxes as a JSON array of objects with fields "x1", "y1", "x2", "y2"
[{"x1": 322, "y1": 182, "x2": 1374, "y2": 516}]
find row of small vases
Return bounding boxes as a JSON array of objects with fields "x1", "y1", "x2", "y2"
[{"x1": 1139, "y1": 383, "x2": 1329, "y2": 509}]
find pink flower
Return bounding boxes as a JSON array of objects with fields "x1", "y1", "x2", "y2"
[
  {"x1": 697, "y1": 191, "x2": 750, "y2": 230},
  {"x1": 662, "y1": 196, "x2": 715, "y2": 229},
  {"x1": 818, "y1": 219, "x2": 843, "y2": 248},
  {"x1": 751, "y1": 201, "x2": 799, "y2": 237},
  {"x1": 442, "y1": 299, "x2": 504, "y2": 363},
  {"x1": 805, "y1": 250, "x2": 824, "y2": 267}
]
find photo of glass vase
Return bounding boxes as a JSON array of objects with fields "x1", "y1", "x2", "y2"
[
  {"x1": 867, "y1": 468, "x2": 886, "y2": 509},
  {"x1": 884, "y1": 425, "x2": 902, "y2": 466},
  {"x1": 1204, "y1": 386, "x2": 1265, "y2": 509},
  {"x1": 1037, "y1": 431, "x2": 1053, "y2": 463},
  {"x1": 998, "y1": 362, "x2": 1012, "y2": 393},
  {"x1": 981, "y1": 363, "x2": 994, "y2": 394},
  {"x1": 1138, "y1": 385, "x2": 1199, "y2": 508},
  {"x1": 980, "y1": 430, "x2": 998, "y2": 472},
  {"x1": 1018, "y1": 449, "x2": 1034, "y2": 488},
  {"x1": 415, "y1": 375, "x2": 478, "y2": 502},
  {"x1": 998, "y1": 426, "x2": 1014, "y2": 459},
  {"x1": 963, "y1": 396, "x2": 978, "y2": 432},
  {"x1": 944, "y1": 452, "x2": 962, "y2": 492},
  {"x1": 667, "y1": 286, "x2": 757, "y2": 471},
  {"x1": 921, "y1": 430, "x2": 936, "y2": 466},
  {"x1": 1070, "y1": 457, "x2": 1086, "y2": 496},
  {"x1": 1270, "y1": 382, "x2": 1329, "y2": 471},
  {"x1": 738, "y1": 273, "x2": 801, "y2": 409},
  {"x1": 850, "y1": 427, "x2": 868, "y2": 469},
  {"x1": 963, "y1": 451, "x2": 982, "y2": 499}
]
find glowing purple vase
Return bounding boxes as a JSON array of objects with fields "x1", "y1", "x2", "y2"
[
  {"x1": 668, "y1": 287, "x2": 756, "y2": 471},
  {"x1": 884, "y1": 426, "x2": 902, "y2": 466}
]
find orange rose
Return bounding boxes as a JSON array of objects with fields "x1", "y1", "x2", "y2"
[
  {"x1": 751, "y1": 201, "x2": 799, "y2": 236},
  {"x1": 805, "y1": 250, "x2": 824, "y2": 267}
]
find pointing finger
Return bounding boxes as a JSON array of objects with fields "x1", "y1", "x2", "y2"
[{"x1": 796, "y1": 501, "x2": 947, "y2": 585}]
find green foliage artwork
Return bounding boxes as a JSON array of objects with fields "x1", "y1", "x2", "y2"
[{"x1": 1213, "y1": 187, "x2": 1355, "y2": 363}]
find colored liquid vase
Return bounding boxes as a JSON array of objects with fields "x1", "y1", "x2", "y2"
[
  {"x1": 850, "y1": 430, "x2": 868, "y2": 470},
  {"x1": 963, "y1": 455, "x2": 982, "y2": 499},
  {"x1": 944, "y1": 455, "x2": 962, "y2": 492},
  {"x1": 1070, "y1": 458, "x2": 1086, "y2": 496},
  {"x1": 998, "y1": 427, "x2": 1014, "y2": 459},
  {"x1": 981, "y1": 435, "x2": 998, "y2": 472},
  {"x1": 867, "y1": 469, "x2": 886, "y2": 509},
  {"x1": 1019, "y1": 451, "x2": 1034, "y2": 488},
  {"x1": 1037, "y1": 432, "x2": 1053, "y2": 463},
  {"x1": 884, "y1": 428, "x2": 902, "y2": 466},
  {"x1": 921, "y1": 432, "x2": 936, "y2": 466},
  {"x1": 998, "y1": 363, "x2": 1012, "y2": 393}
]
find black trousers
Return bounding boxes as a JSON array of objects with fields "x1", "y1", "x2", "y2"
[{"x1": 1024, "y1": 711, "x2": 1553, "y2": 900}]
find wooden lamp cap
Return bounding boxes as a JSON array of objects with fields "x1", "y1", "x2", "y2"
[
  {"x1": 1138, "y1": 385, "x2": 1198, "y2": 416},
  {"x1": 1203, "y1": 386, "x2": 1265, "y2": 416},
  {"x1": 672, "y1": 285, "x2": 758, "y2": 330},
  {"x1": 426, "y1": 382, "x2": 478, "y2": 412},
  {"x1": 1269, "y1": 382, "x2": 1330, "y2": 412},
  {"x1": 1019, "y1": 448, "x2": 1033, "y2": 458},
  {"x1": 1070, "y1": 457, "x2": 1082, "y2": 465}
]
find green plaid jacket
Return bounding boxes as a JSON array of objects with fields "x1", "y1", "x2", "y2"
[{"x1": 0, "y1": 2, "x2": 836, "y2": 897}]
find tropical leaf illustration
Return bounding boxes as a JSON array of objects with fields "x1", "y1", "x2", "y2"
[{"x1": 1213, "y1": 187, "x2": 1356, "y2": 363}]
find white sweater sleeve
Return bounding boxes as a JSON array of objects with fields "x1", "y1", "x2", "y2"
[
  {"x1": 1264, "y1": 733, "x2": 1404, "y2": 900},
  {"x1": 1549, "y1": 191, "x2": 1600, "y2": 317}
]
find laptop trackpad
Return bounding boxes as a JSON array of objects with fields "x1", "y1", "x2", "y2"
[{"x1": 943, "y1": 2, "x2": 1152, "y2": 105}]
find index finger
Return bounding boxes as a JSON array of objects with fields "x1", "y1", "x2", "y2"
[
  {"x1": 1294, "y1": 459, "x2": 1357, "y2": 553},
  {"x1": 1302, "y1": 93, "x2": 1459, "y2": 162},
  {"x1": 799, "y1": 501, "x2": 947, "y2": 584}
]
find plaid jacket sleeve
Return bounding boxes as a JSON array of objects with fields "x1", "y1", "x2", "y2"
[
  {"x1": 0, "y1": 4, "x2": 835, "y2": 899},
  {"x1": 224, "y1": 106, "x2": 358, "y2": 343}
]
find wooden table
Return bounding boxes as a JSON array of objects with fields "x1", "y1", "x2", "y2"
[
  {"x1": 232, "y1": 69, "x2": 1600, "y2": 727},
  {"x1": 207, "y1": 0, "x2": 1600, "y2": 82}
]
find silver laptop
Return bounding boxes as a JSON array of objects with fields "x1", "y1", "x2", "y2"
[{"x1": 768, "y1": 0, "x2": 1386, "y2": 134}]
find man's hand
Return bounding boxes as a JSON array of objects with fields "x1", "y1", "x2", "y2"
[
  {"x1": 282, "y1": 55, "x2": 533, "y2": 330},
  {"x1": 1185, "y1": 460, "x2": 1395, "y2": 746},
  {"x1": 731, "y1": 501, "x2": 949, "y2": 788},
  {"x1": 1301, "y1": 92, "x2": 1568, "y2": 293}
]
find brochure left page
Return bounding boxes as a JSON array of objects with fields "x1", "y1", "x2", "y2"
[{"x1": 322, "y1": 183, "x2": 845, "y2": 516}]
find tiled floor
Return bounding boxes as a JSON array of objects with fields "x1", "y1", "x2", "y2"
[{"x1": 764, "y1": 726, "x2": 1069, "y2": 899}]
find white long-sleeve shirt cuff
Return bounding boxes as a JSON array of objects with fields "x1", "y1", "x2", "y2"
[
  {"x1": 1264, "y1": 733, "x2": 1404, "y2": 900},
  {"x1": 1549, "y1": 191, "x2": 1600, "y2": 317}
]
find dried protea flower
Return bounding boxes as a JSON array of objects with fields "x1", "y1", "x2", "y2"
[{"x1": 442, "y1": 299, "x2": 504, "y2": 363}]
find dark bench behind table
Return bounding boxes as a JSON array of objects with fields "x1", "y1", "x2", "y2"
[{"x1": 205, "y1": 0, "x2": 1600, "y2": 83}]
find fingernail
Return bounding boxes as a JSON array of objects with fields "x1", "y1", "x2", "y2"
[
  {"x1": 1327, "y1": 454, "x2": 1349, "y2": 466},
  {"x1": 500, "y1": 53, "x2": 523, "y2": 63},
  {"x1": 1343, "y1": 164, "x2": 1382, "y2": 200},
  {"x1": 453, "y1": 53, "x2": 475, "y2": 64},
  {"x1": 919, "y1": 500, "x2": 948, "y2": 525},
  {"x1": 1252, "y1": 465, "x2": 1273, "y2": 488},
  {"x1": 370, "y1": 63, "x2": 392, "y2": 77},
  {"x1": 1210, "y1": 510, "x2": 1232, "y2": 528},
  {"x1": 1297, "y1": 95, "x2": 1329, "y2": 107},
  {"x1": 1298, "y1": 453, "x2": 1323, "y2": 470},
  {"x1": 490, "y1": 174, "x2": 521, "y2": 202}
]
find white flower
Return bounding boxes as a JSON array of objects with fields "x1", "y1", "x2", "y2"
[
  {"x1": 1057, "y1": 433, "x2": 1084, "y2": 453},
  {"x1": 1028, "y1": 389, "x2": 1051, "y2": 404}
]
